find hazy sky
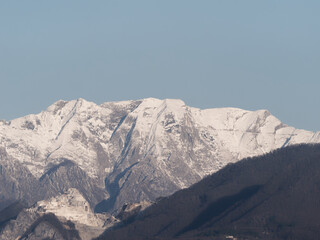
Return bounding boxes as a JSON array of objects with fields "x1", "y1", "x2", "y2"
[{"x1": 1, "y1": 1, "x2": 319, "y2": 131}]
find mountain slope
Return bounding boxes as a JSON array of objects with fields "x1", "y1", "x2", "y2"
[
  {"x1": 0, "y1": 189, "x2": 113, "y2": 240},
  {"x1": 0, "y1": 148, "x2": 43, "y2": 211},
  {"x1": 1, "y1": 212, "x2": 81, "y2": 240},
  {"x1": 96, "y1": 144, "x2": 320, "y2": 240},
  {"x1": 1, "y1": 98, "x2": 319, "y2": 212}
]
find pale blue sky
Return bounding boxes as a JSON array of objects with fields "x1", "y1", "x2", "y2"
[{"x1": 0, "y1": 1, "x2": 319, "y2": 131}]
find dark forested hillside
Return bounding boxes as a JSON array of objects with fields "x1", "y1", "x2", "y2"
[{"x1": 96, "y1": 144, "x2": 320, "y2": 240}]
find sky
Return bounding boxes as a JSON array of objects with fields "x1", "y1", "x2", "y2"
[{"x1": 0, "y1": 1, "x2": 319, "y2": 131}]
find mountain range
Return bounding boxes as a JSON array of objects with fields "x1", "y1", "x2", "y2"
[{"x1": 0, "y1": 98, "x2": 319, "y2": 239}]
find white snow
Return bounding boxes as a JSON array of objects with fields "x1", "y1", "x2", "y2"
[
  {"x1": 0, "y1": 97, "x2": 319, "y2": 183},
  {"x1": 2, "y1": 97, "x2": 320, "y2": 236}
]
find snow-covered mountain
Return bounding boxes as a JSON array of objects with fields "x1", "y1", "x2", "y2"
[{"x1": 1, "y1": 98, "x2": 319, "y2": 213}]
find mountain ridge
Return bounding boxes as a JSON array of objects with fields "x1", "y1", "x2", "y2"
[
  {"x1": 96, "y1": 144, "x2": 320, "y2": 240},
  {"x1": 1, "y1": 98, "x2": 319, "y2": 213}
]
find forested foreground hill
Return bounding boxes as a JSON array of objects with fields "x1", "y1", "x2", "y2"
[{"x1": 96, "y1": 144, "x2": 320, "y2": 240}]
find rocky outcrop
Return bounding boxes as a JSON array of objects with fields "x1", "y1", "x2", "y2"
[
  {"x1": 0, "y1": 189, "x2": 116, "y2": 240},
  {"x1": 116, "y1": 201, "x2": 152, "y2": 224},
  {"x1": 0, "y1": 211, "x2": 80, "y2": 240}
]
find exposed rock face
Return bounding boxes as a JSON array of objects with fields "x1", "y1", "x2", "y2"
[
  {"x1": 0, "y1": 98, "x2": 319, "y2": 214},
  {"x1": 0, "y1": 211, "x2": 81, "y2": 240},
  {"x1": 0, "y1": 148, "x2": 43, "y2": 211},
  {"x1": 116, "y1": 201, "x2": 152, "y2": 224},
  {"x1": 31, "y1": 188, "x2": 107, "y2": 227},
  {"x1": 39, "y1": 159, "x2": 106, "y2": 209},
  {"x1": 0, "y1": 146, "x2": 105, "y2": 213},
  {"x1": 0, "y1": 201, "x2": 25, "y2": 232},
  {"x1": 0, "y1": 189, "x2": 116, "y2": 240}
]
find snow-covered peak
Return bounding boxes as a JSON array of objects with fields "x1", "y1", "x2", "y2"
[
  {"x1": 139, "y1": 98, "x2": 186, "y2": 109},
  {"x1": 1, "y1": 97, "x2": 320, "y2": 212}
]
